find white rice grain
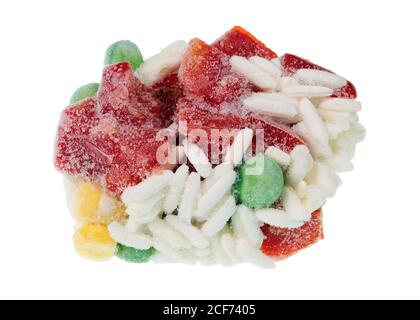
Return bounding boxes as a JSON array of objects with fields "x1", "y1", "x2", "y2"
[
  {"x1": 283, "y1": 186, "x2": 311, "y2": 222},
  {"x1": 348, "y1": 113, "x2": 360, "y2": 125},
  {"x1": 125, "y1": 215, "x2": 141, "y2": 233},
  {"x1": 271, "y1": 57, "x2": 281, "y2": 67},
  {"x1": 339, "y1": 123, "x2": 366, "y2": 145},
  {"x1": 265, "y1": 146, "x2": 291, "y2": 168},
  {"x1": 231, "y1": 205, "x2": 263, "y2": 247},
  {"x1": 326, "y1": 122, "x2": 351, "y2": 140},
  {"x1": 278, "y1": 76, "x2": 299, "y2": 88},
  {"x1": 131, "y1": 207, "x2": 162, "y2": 224},
  {"x1": 317, "y1": 109, "x2": 353, "y2": 123},
  {"x1": 301, "y1": 185, "x2": 327, "y2": 213},
  {"x1": 249, "y1": 56, "x2": 282, "y2": 83},
  {"x1": 298, "y1": 98, "x2": 330, "y2": 149},
  {"x1": 183, "y1": 254, "x2": 198, "y2": 265},
  {"x1": 178, "y1": 172, "x2": 201, "y2": 223},
  {"x1": 243, "y1": 93, "x2": 298, "y2": 119},
  {"x1": 306, "y1": 162, "x2": 342, "y2": 198},
  {"x1": 230, "y1": 56, "x2": 277, "y2": 90},
  {"x1": 322, "y1": 156, "x2": 354, "y2": 172},
  {"x1": 332, "y1": 143, "x2": 356, "y2": 161},
  {"x1": 255, "y1": 208, "x2": 305, "y2": 228},
  {"x1": 287, "y1": 145, "x2": 313, "y2": 186},
  {"x1": 220, "y1": 233, "x2": 242, "y2": 263},
  {"x1": 125, "y1": 193, "x2": 164, "y2": 217},
  {"x1": 165, "y1": 215, "x2": 210, "y2": 249},
  {"x1": 137, "y1": 40, "x2": 187, "y2": 87},
  {"x1": 236, "y1": 239, "x2": 275, "y2": 269},
  {"x1": 224, "y1": 128, "x2": 254, "y2": 166},
  {"x1": 183, "y1": 140, "x2": 213, "y2": 178},
  {"x1": 121, "y1": 170, "x2": 173, "y2": 204},
  {"x1": 319, "y1": 98, "x2": 362, "y2": 112},
  {"x1": 283, "y1": 85, "x2": 333, "y2": 97},
  {"x1": 294, "y1": 69, "x2": 347, "y2": 89},
  {"x1": 152, "y1": 237, "x2": 185, "y2": 262},
  {"x1": 192, "y1": 247, "x2": 212, "y2": 258},
  {"x1": 151, "y1": 252, "x2": 175, "y2": 264},
  {"x1": 148, "y1": 220, "x2": 192, "y2": 249},
  {"x1": 108, "y1": 222, "x2": 152, "y2": 250},
  {"x1": 273, "y1": 113, "x2": 303, "y2": 124},
  {"x1": 293, "y1": 122, "x2": 332, "y2": 159},
  {"x1": 296, "y1": 180, "x2": 308, "y2": 199},
  {"x1": 163, "y1": 164, "x2": 189, "y2": 214},
  {"x1": 211, "y1": 236, "x2": 233, "y2": 267},
  {"x1": 201, "y1": 196, "x2": 237, "y2": 237},
  {"x1": 197, "y1": 256, "x2": 216, "y2": 266},
  {"x1": 202, "y1": 163, "x2": 233, "y2": 192},
  {"x1": 195, "y1": 170, "x2": 237, "y2": 220}
]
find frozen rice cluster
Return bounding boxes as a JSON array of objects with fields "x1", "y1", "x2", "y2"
[{"x1": 55, "y1": 27, "x2": 365, "y2": 268}]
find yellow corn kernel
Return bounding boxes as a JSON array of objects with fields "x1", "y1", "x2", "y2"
[
  {"x1": 73, "y1": 224, "x2": 116, "y2": 261},
  {"x1": 76, "y1": 182, "x2": 101, "y2": 218},
  {"x1": 74, "y1": 182, "x2": 126, "y2": 224}
]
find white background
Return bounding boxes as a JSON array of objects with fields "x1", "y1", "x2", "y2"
[{"x1": 0, "y1": 0, "x2": 419, "y2": 300}]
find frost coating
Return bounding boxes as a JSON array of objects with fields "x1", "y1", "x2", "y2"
[{"x1": 58, "y1": 27, "x2": 365, "y2": 267}]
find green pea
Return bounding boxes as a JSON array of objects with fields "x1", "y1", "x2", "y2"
[
  {"x1": 234, "y1": 154, "x2": 284, "y2": 209},
  {"x1": 104, "y1": 40, "x2": 143, "y2": 71},
  {"x1": 70, "y1": 83, "x2": 99, "y2": 104},
  {"x1": 116, "y1": 244, "x2": 155, "y2": 263}
]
